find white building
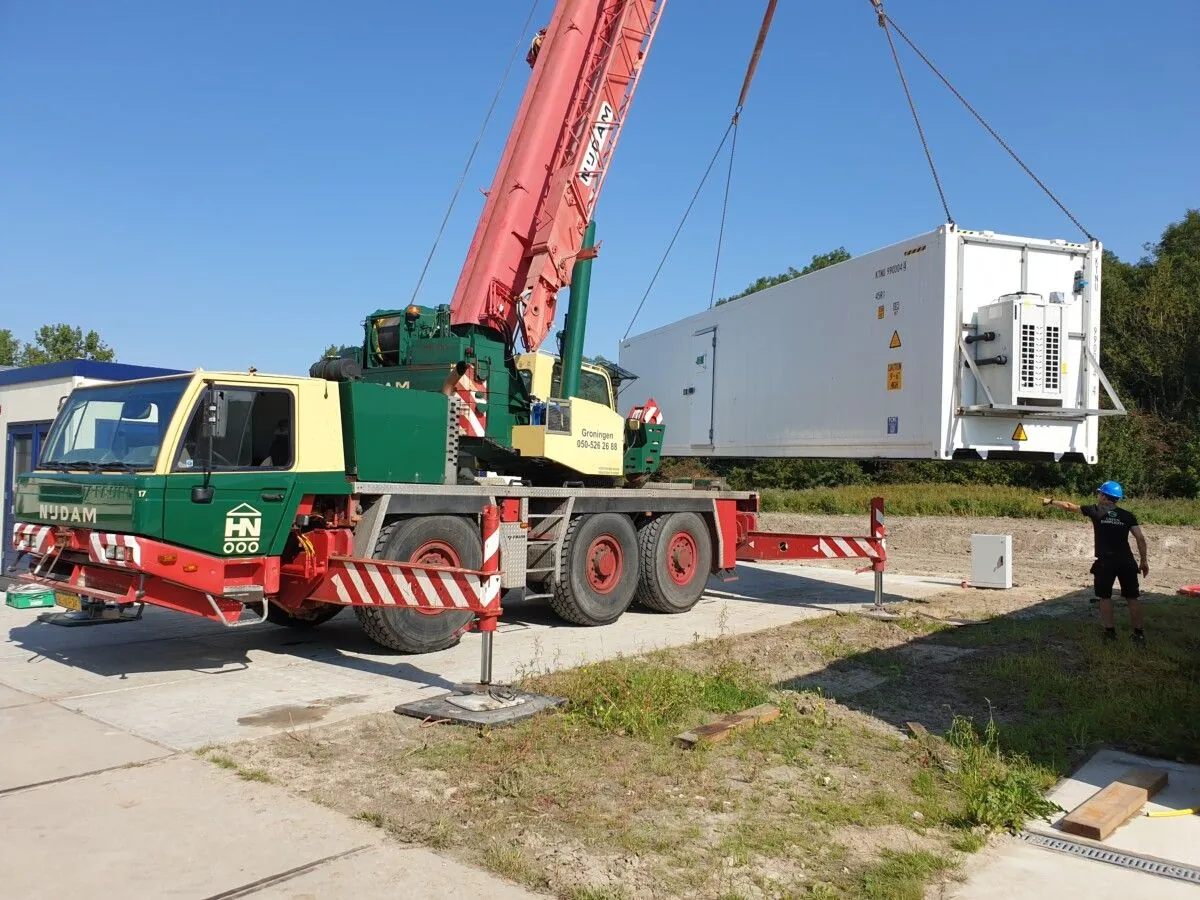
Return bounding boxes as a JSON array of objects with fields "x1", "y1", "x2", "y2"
[{"x1": 2, "y1": 360, "x2": 182, "y2": 571}]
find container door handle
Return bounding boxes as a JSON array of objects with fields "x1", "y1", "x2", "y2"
[{"x1": 261, "y1": 492, "x2": 284, "y2": 502}]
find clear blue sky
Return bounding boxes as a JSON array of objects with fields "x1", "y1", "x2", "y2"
[{"x1": 2, "y1": 1, "x2": 1197, "y2": 374}]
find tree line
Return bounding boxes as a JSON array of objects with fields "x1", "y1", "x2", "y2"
[
  {"x1": 0, "y1": 324, "x2": 115, "y2": 367},
  {"x1": 658, "y1": 209, "x2": 1200, "y2": 500}
]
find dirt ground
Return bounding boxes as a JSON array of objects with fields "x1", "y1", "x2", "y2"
[{"x1": 213, "y1": 515, "x2": 1200, "y2": 899}]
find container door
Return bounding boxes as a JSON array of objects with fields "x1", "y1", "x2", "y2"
[{"x1": 689, "y1": 328, "x2": 716, "y2": 447}]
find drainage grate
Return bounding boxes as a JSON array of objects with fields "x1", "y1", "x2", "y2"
[{"x1": 1021, "y1": 830, "x2": 1200, "y2": 885}]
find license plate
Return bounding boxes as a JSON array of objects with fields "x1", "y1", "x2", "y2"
[{"x1": 54, "y1": 591, "x2": 82, "y2": 611}]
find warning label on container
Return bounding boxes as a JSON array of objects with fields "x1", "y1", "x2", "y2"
[
  {"x1": 1012, "y1": 423, "x2": 1028, "y2": 441},
  {"x1": 887, "y1": 416, "x2": 899, "y2": 434},
  {"x1": 887, "y1": 362, "x2": 902, "y2": 391},
  {"x1": 889, "y1": 330, "x2": 901, "y2": 349},
  {"x1": 877, "y1": 305, "x2": 886, "y2": 319}
]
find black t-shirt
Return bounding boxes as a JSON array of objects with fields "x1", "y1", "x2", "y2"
[{"x1": 1080, "y1": 504, "x2": 1139, "y2": 560}]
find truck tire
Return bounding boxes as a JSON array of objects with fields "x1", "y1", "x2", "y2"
[
  {"x1": 265, "y1": 602, "x2": 343, "y2": 628},
  {"x1": 354, "y1": 516, "x2": 478, "y2": 654},
  {"x1": 550, "y1": 513, "x2": 639, "y2": 626},
  {"x1": 634, "y1": 512, "x2": 712, "y2": 614}
]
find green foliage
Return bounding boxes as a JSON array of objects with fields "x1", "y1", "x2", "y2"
[
  {"x1": 662, "y1": 210, "x2": 1200, "y2": 498},
  {"x1": 3, "y1": 323, "x2": 115, "y2": 366},
  {"x1": 527, "y1": 658, "x2": 769, "y2": 740},
  {"x1": 754, "y1": 483, "x2": 1200, "y2": 525},
  {"x1": 714, "y1": 247, "x2": 850, "y2": 306},
  {"x1": 322, "y1": 343, "x2": 358, "y2": 359},
  {"x1": 944, "y1": 716, "x2": 1061, "y2": 833},
  {"x1": 0, "y1": 329, "x2": 19, "y2": 366},
  {"x1": 859, "y1": 850, "x2": 955, "y2": 900}
]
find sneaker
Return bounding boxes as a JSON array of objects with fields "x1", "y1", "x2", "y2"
[
  {"x1": 1103, "y1": 629, "x2": 1118, "y2": 643},
  {"x1": 1132, "y1": 630, "x2": 1146, "y2": 645}
]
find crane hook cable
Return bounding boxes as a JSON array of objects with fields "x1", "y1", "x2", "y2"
[
  {"x1": 710, "y1": 0, "x2": 777, "y2": 309},
  {"x1": 408, "y1": 0, "x2": 543, "y2": 306},
  {"x1": 870, "y1": 0, "x2": 953, "y2": 225},
  {"x1": 708, "y1": 120, "x2": 739, "y2": 308},
  {"x1": 626, "y1": 0, "x2": 779, "y2": 337},
  {"x1": 622, "y1": 120, "x2": 736, "y2": 340},
  {"x1": 867, "y1": 1, "x2": 1096, "y2": 242}
]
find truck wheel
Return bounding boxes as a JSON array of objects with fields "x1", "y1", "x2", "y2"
[
  {"x1": 354, "y1": 516, "x2": 478, "y2": 654},
  {"x1": 265, "y1": 602, "x2": 343, "y2": 628},
  {"x1": 550, "y1": 513, "x2": 639, "y2": 626},
  {"x1": 634, "y1": 512, "x2": 712, "y2": 613}
]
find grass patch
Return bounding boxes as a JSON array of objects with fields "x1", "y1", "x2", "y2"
[
  {"x1": 204, "y1": 752, "x2": 238, "y2": 770},
  {"x1": 526, "y1": 657, "x2": 769, "y2": 739},
  {"x1": 235, "y1": 766, "x2": 274, "y2": 783},
  {"x1": 758, "y1": 483, "x2": 1200, "y2": 525},
  {"x1": 354, "y1": 811, "x2": 386, "y2": 828},
  {"x1": 945, "y1": 716, "x2": 1060, "y2": 832},
  {"x1": 951, "y1": 597, "x2": 1200, "y2": 771},
  {"x1": 859, "y1": 850, "x2": 955, "y2": 900}
]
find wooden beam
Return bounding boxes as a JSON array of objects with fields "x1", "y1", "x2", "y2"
[
  {"x1": 1059, "y1": 767, "x2": 1169, "y2": 841},
  {"x1": 675, "y1": 704, "x2": 780, "y2": 749}
]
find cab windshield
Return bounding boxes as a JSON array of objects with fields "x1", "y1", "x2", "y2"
[{"x1": 40, "y1": 377, "x2": 191, "y2": 471}]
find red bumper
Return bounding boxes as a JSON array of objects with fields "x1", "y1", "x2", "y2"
[{"x1": 10, "y1": 523, "x2": 285, "y2": 623}]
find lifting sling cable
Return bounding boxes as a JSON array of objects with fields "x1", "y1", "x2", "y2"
[
  {"x1": 709, "y1": 0, "x2": 778, "y2": 309},
  {"x1": 624, "y1": 0, "x2": 779, "y2": 338},
  {"x1": 870, "y1": 0, "x2": 952, "y2": 225},
  {"x1": 867, "y1": 1, "x2": 1096, "y2": 242},
  {"x1": 409, "y1": 0, "x2": 542, "y2": 306}
]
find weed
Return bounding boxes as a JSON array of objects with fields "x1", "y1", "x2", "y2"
[
  {"x1": 946, "y1": 715, "x2": 1060, "y2": 832},
  {"x1": 859, "y1": 850, "x2": 954, "y2": 900},
  {"x1": 567, "y1": 886, "x2": 627, "y2": 900},
  {"x1": 482, "y1": 843, "x2": 541, "y2": 888},
  {"x1": 205, "y1": 753, "x2": 238, "y2": 770},
  {"x1": 950, "y1": 830, "x2": 988, "y2": 853},
  {"x1": 354, "y1": 811, "x2": 386, "y2": 828},
  {"x1": 236, "y1": 767, "x2": 273, "y2": 783},
  {"x1": 527, "y1": 658, "x2": 769, "y2": 739}
]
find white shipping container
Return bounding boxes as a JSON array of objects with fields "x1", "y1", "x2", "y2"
[{"x1": 618, "y1": 224, "x2": 1122, "y2": 463}]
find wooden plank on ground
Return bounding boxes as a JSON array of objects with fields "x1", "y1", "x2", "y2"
[
  {"x1": 1059, "y1": 767, "x2": 1169, "y2": 841},
  {"x1": 675, "y1": 704, "x2": 780, "y2": 749}
]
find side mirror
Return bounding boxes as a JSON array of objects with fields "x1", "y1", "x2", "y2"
[{"x1": 191, "y1": 484, "x2": 214, "y2": 504}]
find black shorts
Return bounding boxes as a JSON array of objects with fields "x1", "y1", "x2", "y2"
[{"x1": 1090, "y1": 557, "x2": 1140, "y2": 600}]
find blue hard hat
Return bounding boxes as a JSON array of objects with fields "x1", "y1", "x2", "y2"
[{"x1": 1098, "y1": 480, "x2": 1124, "y2": 500}]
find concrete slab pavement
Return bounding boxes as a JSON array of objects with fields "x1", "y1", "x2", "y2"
[
  {"x1": 944, "y1": 839, "x2": 1198, "y2": 899},
  {"x1": 1, "y1": 563, "x2": 948, "y2": 750},
  {"x1": 0, "y1": 751, "x2": 539, "y2": 900},
  {"x1": 1029, "y1": 749, "x2": 1200, "y2": 869},
  {"x1": 0, "y1": 701, "x2": 168, "y2": 791}
]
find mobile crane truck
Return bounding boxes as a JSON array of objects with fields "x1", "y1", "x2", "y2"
[{"x1": 8, "y1": 0, "x2": 887, "y2": 668}]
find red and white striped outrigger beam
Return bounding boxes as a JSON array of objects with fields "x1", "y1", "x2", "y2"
[
  {"x1": 734, "y1": 497, "x2": 887, "y2": 572},
  {"x1": 307, "y1": 506, "x2": 504, "y2": 628}
]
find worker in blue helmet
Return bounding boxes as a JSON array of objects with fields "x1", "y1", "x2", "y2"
[{"x1": 1043, "y1": 481, "x2": 1149, "y2": 644}]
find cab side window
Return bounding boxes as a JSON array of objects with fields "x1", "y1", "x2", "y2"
[{"x1": 175, "y1": 388, "x2": 294, "y2": 471}]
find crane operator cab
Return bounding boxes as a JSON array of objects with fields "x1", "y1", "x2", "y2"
[{"x1": 511, "y1": 352, "x2": 627, "y2": 478}]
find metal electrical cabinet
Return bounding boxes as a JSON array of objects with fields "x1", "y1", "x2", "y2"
[{"x1": 618, "y1": 224, "x2": 1122, "y2": 463}]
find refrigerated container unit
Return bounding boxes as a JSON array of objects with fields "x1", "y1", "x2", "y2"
[{"x1": 618, "y1": 224, "x2": 1123, "y2": 462}]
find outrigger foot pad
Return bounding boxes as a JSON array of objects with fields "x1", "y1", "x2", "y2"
[
  {"x1": 38, "y1": 602, "x2": 144, "y2": 627},
  {"x1": 394, "y1": 683, "x2": 565, "y2": 728}
]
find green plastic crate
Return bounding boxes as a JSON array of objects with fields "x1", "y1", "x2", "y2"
[{"x1": 5, "y1": 584, "x2": 56, "y2": 610}]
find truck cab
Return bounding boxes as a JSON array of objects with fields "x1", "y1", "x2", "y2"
[{"x1": 14, "y1": 371, "x2": 349, "y2": 559}]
